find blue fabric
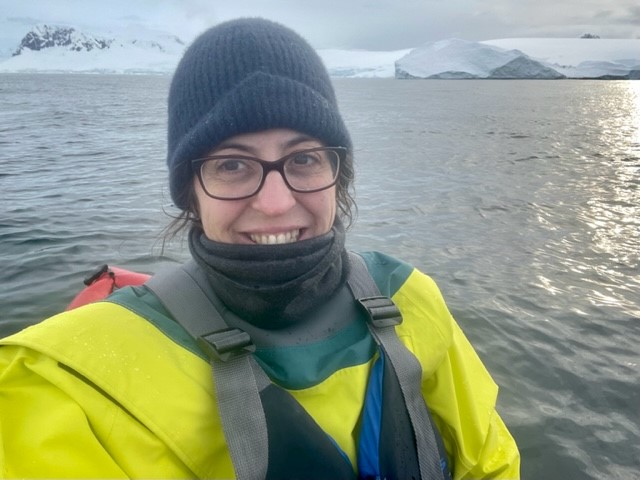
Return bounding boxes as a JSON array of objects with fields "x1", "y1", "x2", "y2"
[
  {"x1": 326, "y1": 435, "x2": 355, "y2": 473},
  {"x1": 357, "y1": 352, "x2": 385, "y2": 479}
]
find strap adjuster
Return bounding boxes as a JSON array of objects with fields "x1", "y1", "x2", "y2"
[
  {"x1": 197, "y1": 328, "x2": 255, "y2": 362},
  {"x1": 358, "y1": 296, "x2": 403, "y2": 328}
]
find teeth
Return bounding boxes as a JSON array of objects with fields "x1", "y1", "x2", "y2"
[{"x1": 250, "y1": 230, "x2": 300, "y2": 245}]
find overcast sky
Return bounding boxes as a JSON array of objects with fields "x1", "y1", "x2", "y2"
[{"x1": 1, "y1": 0, "x2": 639, "y2": 51}]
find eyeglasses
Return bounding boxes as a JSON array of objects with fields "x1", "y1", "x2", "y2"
[{"x1": 192, "y1": 146, "x2": 345, "y2": 201}]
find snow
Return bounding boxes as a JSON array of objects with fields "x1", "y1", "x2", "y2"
[
  {"x1": 2, "y1": 44, "x2": 180, "y2": 74},
  {"x1": 0, "y1": 24, "x2": 639, "y2": 79},
  {"x1": 318, "y1": 48, "x2": 411, "y2": 78},
  {"x1": 0, "y1": 24, "x2": 185, "y2": 74}
]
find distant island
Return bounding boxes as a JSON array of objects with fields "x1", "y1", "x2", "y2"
[{"x1": 1, "y1": 24, "x2": 639, "y2": 79}]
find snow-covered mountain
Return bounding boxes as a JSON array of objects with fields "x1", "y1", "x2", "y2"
[
  {"x1": 1, "y1": 24, "x2": 185, "y2": 74},
  {"x1": 1, "y1": 24, "x2": 639, "y2": 79},
  {"x1": 13, "y1": 25, "x2": 113, "y2": 55}
]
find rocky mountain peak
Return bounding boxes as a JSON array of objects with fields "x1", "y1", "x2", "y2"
[{"x1": 13, "y1": 25, "x2": 112, "y2": 56}]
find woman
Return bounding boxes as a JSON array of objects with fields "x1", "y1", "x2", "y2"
[{"x1": 0, "y1": 18, "x2": 519, "y2": 479}]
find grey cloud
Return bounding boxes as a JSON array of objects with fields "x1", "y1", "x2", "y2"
[
  {"x1": 618, "y1": 5, "x2": 640, "y2": 23},
  {"x1": 593, "y1": 10, "x2": 614, "y2": 20}
]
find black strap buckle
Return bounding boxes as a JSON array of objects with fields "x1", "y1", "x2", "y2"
[
  {"x1": 358, "y1": 296, "x2": 403, "y2": 328},
  {"x1": 197, "y1": 328, "x2": 255, "y2": 362}
]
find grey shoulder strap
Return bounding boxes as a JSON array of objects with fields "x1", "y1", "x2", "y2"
[
  {"x1": 347, "y1": 252, "x2": 445, "y2": 480},
  {"x1": 146, "y1": 254, "x2": 445, "y2": 480},
  {"x1": 146, "y1": 260, "x2": 269, "y2": 480}
]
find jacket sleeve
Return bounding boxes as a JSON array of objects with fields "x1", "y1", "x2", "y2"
[
  {"x1": 0, "y1": 341, "x2": 200, "y2": 479},
  {"x1": 393, "y1": 269, "x2": 520, "y2": 479},
  {"x1": 0, "y1": 344, "x2": 129, "y2": 478},
  {"x1": 1, "y1": 300, "x2": 232, "y2": 479},
  {"x1": 431, "y1": 321, "x2": 521, "y2": 479}
]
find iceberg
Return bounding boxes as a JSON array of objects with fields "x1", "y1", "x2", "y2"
[
  {"x1": 395, "y1": 39, "x2": 517, "y2": 78},
  {"x1": 489, "y1": 56, "x2": 565, "y2": 79}
]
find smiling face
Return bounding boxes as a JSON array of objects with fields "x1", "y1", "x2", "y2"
[{"x1": 193, "y1": 129, "x2": 338, "y2": 245}]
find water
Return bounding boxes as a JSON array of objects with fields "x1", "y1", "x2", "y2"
[{"x1": 1, "y1": 74, "x2": 639, "y2": 478}]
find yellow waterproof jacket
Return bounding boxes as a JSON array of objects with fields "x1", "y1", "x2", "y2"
[{"x1": 0, "y1": 252, "x2": 519, "y2": 478}]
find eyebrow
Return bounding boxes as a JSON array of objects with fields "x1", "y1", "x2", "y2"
[{"x1": 213, "y1": 134, "x2": 320, "y2": 156}]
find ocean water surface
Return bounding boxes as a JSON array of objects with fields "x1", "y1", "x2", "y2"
[{"x1": 1, "y1": 74, "x2": 639, "y2": 478}]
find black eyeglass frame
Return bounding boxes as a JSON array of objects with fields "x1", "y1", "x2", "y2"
[{"x1": 192, "y1": 146, "x2": 347, "y2": 201}]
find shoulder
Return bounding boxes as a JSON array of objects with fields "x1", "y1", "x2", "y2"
[
  {"x1": 0, "y1": 285, "x2": 214, "y2": 425},
  {"x1": 356, "y1": 251, "x2": 414, "y2": 297},
  {"x1": 0, "y1": 287, "x2": 208, "y2": 384},
  {"x1": 356, "y1": 250, "x2": 454, "y2": 372},
  {"x1": 356, "y1": 251, "x2": 444, "y2": 302},
  {"x1": 356, "y1": 251, "x2": 452, "y2": 330},
  {"x1": 356, "y1": 253, "x2": 520, "y2": 475},
  {"x1": 0, "y1": 289, "x2": 230, "y2": 478}
]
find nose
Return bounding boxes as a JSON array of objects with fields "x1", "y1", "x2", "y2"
[{"x1": 250, "y1": 171, "x2": 296, "y2": 216}]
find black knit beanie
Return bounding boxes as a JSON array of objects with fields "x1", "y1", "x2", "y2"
[{"x1": 167, "y1": 18, "x2": 352, "y2": 210}]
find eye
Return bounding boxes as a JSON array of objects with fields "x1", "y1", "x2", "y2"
[
  {"x1": 216, "y1": 158, "x2": 248, "y2": 172},
  {"x1": 201, "y1": 157, "x2": 249, "y2": 176},
  {"x1": 291, "y1": 151, "x2": 321, "y2": 167}
]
